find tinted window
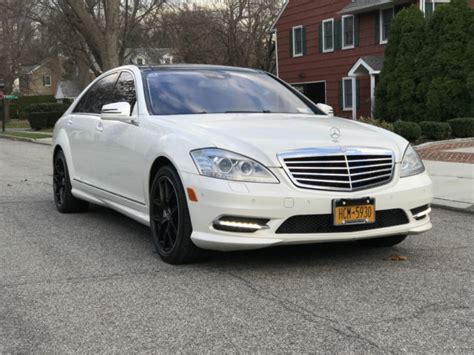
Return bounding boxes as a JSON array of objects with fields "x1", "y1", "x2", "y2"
[
  {"x1": 73, "y1": 73, "x2": 119, "y2": 114},
  {"x1": 144, "y1": 70, "x2": 317, "y2": 116},
  {"x1": 115, "y1": 71, "x2": 136, "y2": 109}
]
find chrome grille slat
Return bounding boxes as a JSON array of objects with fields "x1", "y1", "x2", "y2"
[
  {"x1": 278, "y1": 148, "x2": 395, "y2": 192},
  {"x1": 350, "y1": 173, "x2": 393, "y2": 183},
  {"x1": 288, "y1": 166, "x2": 348, "y2": 170},
  {"x1": 350, "y1": 168, "x2": 393, "y2": 176}
]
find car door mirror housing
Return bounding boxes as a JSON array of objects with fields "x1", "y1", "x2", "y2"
[
  {"x1": 316, "y1": 103, "x2": 334, "y2": 116},
  {"x1": 101, "y1": 102, "x2": 132, "y2": 121}
]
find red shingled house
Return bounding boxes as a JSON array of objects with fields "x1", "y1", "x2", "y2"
[{"x1": 271, "y1": 0, "x2": 474, "y2": 120}]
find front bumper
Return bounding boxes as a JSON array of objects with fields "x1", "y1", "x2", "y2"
[{"x1": 181, "y1": 167, "x2": 433, "y2": 251}]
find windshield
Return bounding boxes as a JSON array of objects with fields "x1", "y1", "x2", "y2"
[{"x1": 144, "y1": 69, "x2": 319, "y2": 116}]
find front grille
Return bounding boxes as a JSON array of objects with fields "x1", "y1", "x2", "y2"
[
  {"x1": 276, "y1": 209, "x2": 409, "y2": 234},
  {"x1": 278, "y1": 147, "x2": 395, "y2": 191}
]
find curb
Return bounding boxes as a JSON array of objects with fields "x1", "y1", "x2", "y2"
[
  {"x1": 0, "y1": 134, "x2": 52, "y2": 146},
  {"x1": 431, "y1": 199, "x2": 474, "y2": 214},
  {"x1": 415, "y1": 138, "x2": 474, "y2": 149}
]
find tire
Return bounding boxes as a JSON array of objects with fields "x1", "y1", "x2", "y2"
[
  {"x1": 150, "y1": 165, "x2": 203, "y2": 264},
  {"x1": 357, "y1": 235, "x2": 407, "y2": 248},
  {"x1": 53, "y1": 150, "x2": 89, "y2": 213}
]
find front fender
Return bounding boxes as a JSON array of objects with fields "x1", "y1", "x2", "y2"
[{"x1": 53, "y1": 127, "x2": 75, "y2": 179}]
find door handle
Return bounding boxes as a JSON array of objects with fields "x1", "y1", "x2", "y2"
[
  {"x1": 67, "y1": 118, "x2": 73, "y2": 126},
  {"x1": 96, "y1": 121, "x2": 103, "y2": 132}
]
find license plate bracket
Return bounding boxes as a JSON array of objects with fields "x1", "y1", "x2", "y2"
[{"x1": 333, "y1": 198, "x2": 376, "y2": 226}]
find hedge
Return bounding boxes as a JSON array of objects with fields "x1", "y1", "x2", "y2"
[
  {"x1": 25, "y1": 103, "x2": 70, "y2": 114},
  {"x1": 448, "y1": 118, "x2": 474, "y2": 138},
  {"x1": 419, "y1": 121, "x2": 452, "y2": 140},
  {"x1": 10, "y1": 95, "x2": 56, "y2": 119},
  {"x1": 28, "y1": 112, "x2": 64, "y2": 130},
  {"x1": 358, "y1": 117, "x2": 395, "y2": 132},
  {"x1": 394, "y1": 121, "x2": 421, "y2": 141}
]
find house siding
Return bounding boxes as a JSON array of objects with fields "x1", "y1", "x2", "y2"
[{"x1": 275, "y1": 0, "x2": 473, "y2": 119}]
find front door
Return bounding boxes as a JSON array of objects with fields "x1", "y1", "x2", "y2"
[{"x1": 93, "y1": 71, "x2": 146, "y2": 205}]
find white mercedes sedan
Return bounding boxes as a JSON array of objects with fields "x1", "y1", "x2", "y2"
[{"x1": 52, "y1": 65, "x2": 433, "y2": 264}]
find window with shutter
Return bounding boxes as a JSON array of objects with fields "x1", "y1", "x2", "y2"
[
  {"x1": 322, "y1": 19, "x2": 334, "y2": 53},
  {"x1": 380, "y1": 8, "x2": 394, "y2": 44},
  {"x1": 342, "y1": 15, "x2": 355, "y2": 49},
  {"x1": 292, "y1": 26, "x2": 304, "y2": 57}
]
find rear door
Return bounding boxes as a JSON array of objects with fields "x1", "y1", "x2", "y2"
[{"x1": 67, "y1": 73, "x2": 119, "y2": 186}]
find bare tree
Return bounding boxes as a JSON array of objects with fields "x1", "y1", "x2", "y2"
[
  {"x1": 20, "y1": 0, "x2": 168, "y2": 73},
  {"x1": 0, "y1": 0, "x2": 43, "y2": 90},
  {"x1": 165, "y1": 0, "x2": 282, "y2": 72}
]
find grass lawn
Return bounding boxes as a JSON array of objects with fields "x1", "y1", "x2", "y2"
[
  {"x1": 0, "y1": 131, "x2": 52, "y2": 140},
  {"x1": 5, "y1": 119, "x2": 30, "y2": 129},
  {"x1": 4, "y1": 119, "x2": 53, "y2": 133}
]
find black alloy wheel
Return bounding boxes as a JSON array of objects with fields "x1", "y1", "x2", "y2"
[
  {"x1": 150, "y1": 166, "x2": 203, "y2": 264},
  {"x1": 53, "y1": 155, "x2": 67, "y2": 207},
  {"x1": 151, "y1": 175, "x2": 180, "y2": 254},
  {"x1": 53, "y1": 150, "x2": 89, "y2": 213}
]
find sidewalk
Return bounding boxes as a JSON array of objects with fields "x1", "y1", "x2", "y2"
[
  {"x1": 0, "y1": 128, "x2": 53, "y2": 145},
  {"x1": 417, "y1": 139, "x2": 474, "y2": 213}
]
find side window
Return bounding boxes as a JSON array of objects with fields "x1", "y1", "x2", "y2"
[
  {"x1": 114, "y1": 71, "x2": 137, "y2": 111},
  {"x1": 73, "y1": 73, "x2": 119, "y2": 114}
]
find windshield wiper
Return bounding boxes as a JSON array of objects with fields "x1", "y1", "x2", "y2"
[{"x1": 225, "y1": 110, "x2": 272, "y2": 113}]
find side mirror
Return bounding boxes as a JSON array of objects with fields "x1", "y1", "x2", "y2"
[
  {"x1": 101, "y1": 102, "x2": 132, "y2": 121},
  {"x1": 316, "y1": 103, "x2": 334, "y2": 116}
]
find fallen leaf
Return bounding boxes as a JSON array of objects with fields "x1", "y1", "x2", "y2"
[{"x1": 388, "y1": 255, "x2": 408, "y2": 261}]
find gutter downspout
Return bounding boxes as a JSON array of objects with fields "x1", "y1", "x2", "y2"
[{"x1": 275, "y1": 30, "x2": 279, "y2": 77}]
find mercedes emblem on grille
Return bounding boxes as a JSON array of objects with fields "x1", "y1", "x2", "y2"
[{"x1": 329, "y1": 127, "x2": 341, "y2": 141}]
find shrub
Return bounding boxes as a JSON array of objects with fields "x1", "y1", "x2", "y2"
[
  {"x1": 419, "y1": 121, "x2": 451, "y2": 140},
  {"x1": 25, "y1": 103, "x2": 70, "y2": 114},
  {"x1": 358, "y1": 117, "x2": 395, "y2": 132},
  {"x1": 11, "y1": 95, "x2": 56, "y2": 119},
  {"x1": 394, "y1": 121, "x2": 421, "y2": 141},
  {"x1": 448, "y1": 118, "x2": 474, "y2": 138},
  {"x1": 28, "y1": 112, "x2": 64, "y2": 130}
]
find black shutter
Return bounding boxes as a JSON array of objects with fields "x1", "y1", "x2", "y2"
[
  {"x1": 318, "y1": 23, "x2": 323, "y2": 53},
  {"x1": 289, "y1": 29, "x2": 293, "y2": 57},
  {"x1": 335, "y1": 20, "x2": 342, "y2": 50},
  {"x1": 338, "y1": 80, "x2": 344, "y2": 111},
  {"x1": 354, "y1": 15, "x2": 360, "y2": 47},
  {"x1": 374, "y1": 11, "x2": 380, "y2": 44},
  {"x1": 302, "y1": 26, "x2": 307, "y2": 55}
]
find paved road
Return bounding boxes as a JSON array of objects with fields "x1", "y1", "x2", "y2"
[{"x1": 1, "y1": 140, "x2": 473, "y2": 353}]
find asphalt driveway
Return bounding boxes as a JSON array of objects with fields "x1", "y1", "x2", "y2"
[{"x1": 0, "y1": 140, "x2": 472, "y2": 353}]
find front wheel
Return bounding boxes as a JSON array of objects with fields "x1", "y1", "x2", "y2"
[
  {"x1": 357, "y1": 235, "x2": 407, "y2": 248},
  {"x1": 150, "y1": 166, "x2": 203, "y2": 264},
  {"x1": 53, "y1": 150, "x2": 89, "y2": 213}
]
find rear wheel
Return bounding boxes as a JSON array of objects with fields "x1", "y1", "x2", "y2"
[
  {"x1": 150, "y1": 166, "x2": 203, "y2": 264},
  {"x1": 357, "y1": 235, "x2": 407, "y2": 248},
  {"x1": 53, "y1": 150, "x2": 89, "y2": 213}
]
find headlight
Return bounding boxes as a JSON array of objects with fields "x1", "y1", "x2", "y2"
[
  {"x1": 400, "y1": 145, "x2": 425, "y2": 178},
  {"x1": 190, "y1": 148, "x2": 279, "y2": 183}
]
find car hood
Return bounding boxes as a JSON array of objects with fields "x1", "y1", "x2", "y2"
[{"x1": 161, "y1": 114, "x2": 408, "y2": 167}]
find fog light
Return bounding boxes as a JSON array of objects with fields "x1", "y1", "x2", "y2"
[
  {"x1": 213, "y1": 216, "x2": 270, "y2": 233},
  {"x1": 410, "y1": 205, "x2": 431, "y2": 220}
]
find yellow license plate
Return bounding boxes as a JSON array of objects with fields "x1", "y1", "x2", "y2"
[{"x1": 333, "y1": 198, "x2": 376, "y2": 226}]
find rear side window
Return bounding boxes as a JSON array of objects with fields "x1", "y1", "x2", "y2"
[
  {"x1": 73, "y1": 73, "x2": 119, "y2": 114},
  {"x1": 115, "y1": 71, "x2": 137, "y2": 109}
]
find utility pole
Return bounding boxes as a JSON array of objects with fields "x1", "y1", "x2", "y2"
[{"x1": 0, "y1": 81, "x2": 5, "y2": 133}]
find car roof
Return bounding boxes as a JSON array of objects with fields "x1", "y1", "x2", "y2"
[{"x1": 138, "y1": 64, "x2": 265, "y2": 74}]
